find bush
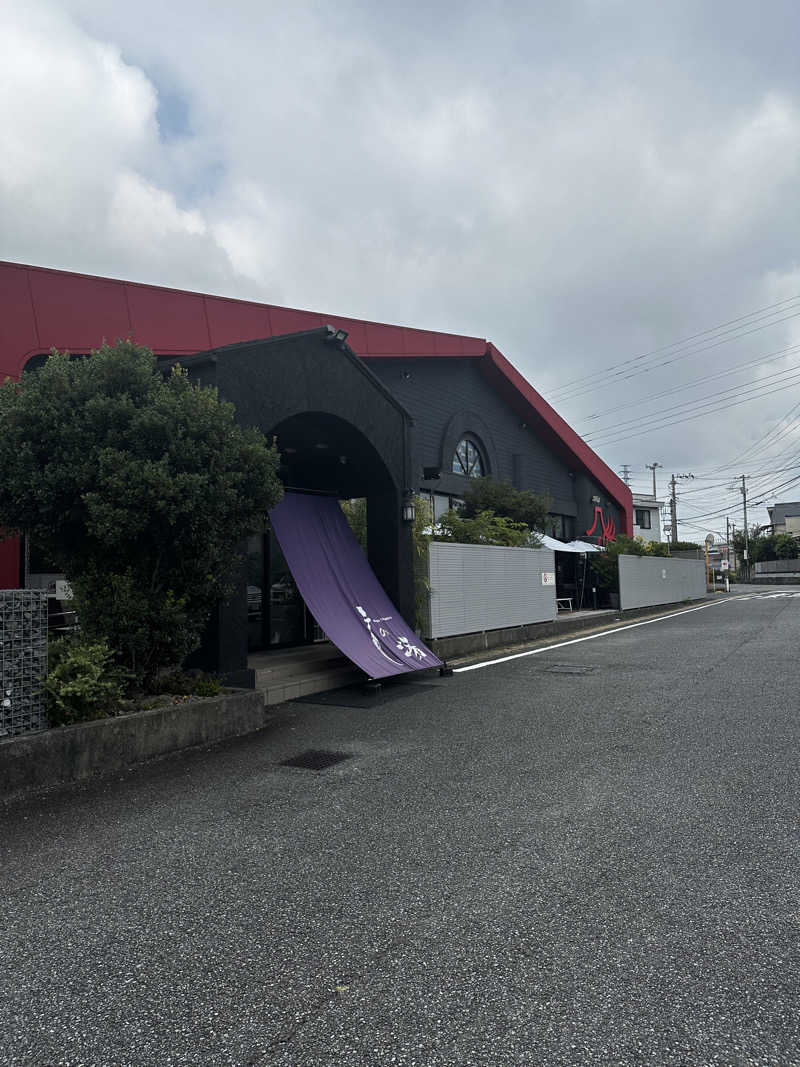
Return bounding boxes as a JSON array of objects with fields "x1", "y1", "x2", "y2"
[
  {"x1": 0, "y1": 342, "x2": 284, "y2": 686},
  {"x1": 44, "y1": 638, "x2": 126, "y2": 726},
  {"x1": 156, "y1": 671, "x2": 222, "y2": 697},
  {"x1": 434, "y1": 508, "x2": 531, "y2": 547},
  {"x1": 459, "y1": 477, "x2": 551, "y2": 532}
]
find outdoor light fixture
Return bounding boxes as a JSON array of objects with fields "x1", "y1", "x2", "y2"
[
  {"x1": 324, "y1": 325, "x2": 349, "y2": 345},
  {"x1": 402, "y1": 494, "x2": 416, "y2": 523}
]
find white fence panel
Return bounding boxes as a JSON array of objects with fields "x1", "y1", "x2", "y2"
[
  {"x1": 427, "y1": 542, "x2": 557, "y2": 638},
  {"x1": 618, "y1": 555, "x2": 706, "y2": 611}
]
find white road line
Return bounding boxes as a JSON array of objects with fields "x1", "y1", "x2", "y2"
[{"x1": 454, "y1": 598, "x2": 733, "y2": 674}]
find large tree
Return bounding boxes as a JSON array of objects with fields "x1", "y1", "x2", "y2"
[{"x1": 0, "y1": 342, "x2": 283, "y2": 684}]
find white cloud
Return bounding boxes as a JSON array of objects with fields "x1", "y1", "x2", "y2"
[
  {"x1": 0, "y1": 0, "x2": 235, "y2": 287},
  {"x1": 3, "y1": 0, "x2": 800, "y2": 532}
]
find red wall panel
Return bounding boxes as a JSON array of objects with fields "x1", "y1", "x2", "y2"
[
  {"x1": 30, "y1": 270, "x2": 131, "y2": 354},
  {"x1": 0, "y1": 264, "x2": 39, "y2": 377},
  {"x1": 205, "y1": 297, "x2": 271, "y2": 349},
  {"x1": 364, "y1": 322, "x2": 405, "y2": 355},
  {"x1": 269, "y1": 307, "x2": 325, "y2": 335},
  {"x1": 126, "y1": 285, "x2": 210, "y2": 352}
]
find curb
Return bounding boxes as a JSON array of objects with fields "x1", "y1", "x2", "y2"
[
  {"x1": 446, "y1": 595, "x2": 732, "y2": 669},
  {"x1": 0, "y1": 688, "x2": 267, "y2": 803}
]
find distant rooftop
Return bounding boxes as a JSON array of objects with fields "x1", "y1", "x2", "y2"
[{"x1": 767, "y1": 502, "x2": 800, "y2": 525}]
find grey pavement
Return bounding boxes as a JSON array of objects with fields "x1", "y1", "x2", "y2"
[{"x1": 2, "y1": 586, "x2": 800, "y2": 1066}]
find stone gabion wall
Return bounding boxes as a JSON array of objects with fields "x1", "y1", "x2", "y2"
[{"x1": 0, "y1": 590, "x2": 48, "y2": 737}]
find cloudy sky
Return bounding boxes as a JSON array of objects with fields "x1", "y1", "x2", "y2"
[{"x1": 3, "y1": 0, "x2": 800, "y2": 539}]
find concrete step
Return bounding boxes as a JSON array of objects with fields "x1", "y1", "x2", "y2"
[
  {"x1": 253, "y1": 652, "x2": 352, "y2": 687},
  {"x1": 250, "y1": 642, "x2": 344, "y2": 685},
  {"x1": 260, "y1": 662, "x2": 364, "y2": 706}
]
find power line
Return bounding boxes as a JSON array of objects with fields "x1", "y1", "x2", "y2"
[
  {"x1": 674, "y1": 472, "x2": 800, "y2": 524},
  {"x1": 584, "y1": 376, "x2": 800, "y2": 448},
  {"x1": 550, "y1": 297, "x2": 800, "y2": 403},
  {"x1": 583, "y1": 363, "x2": 800, "y2": 442},
  {"x1": 578, "y1": 340, "x2": 800, "y2": 427},
  {"x1": 694, "y1": 395, "x2": 800, "y2": 475}
]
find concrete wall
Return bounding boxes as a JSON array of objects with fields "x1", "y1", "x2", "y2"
[
  {"x1": 754, "y1": 559, "x2": 800, "y2": 574},
  {"x1": 0, "y1": 689, "x2": 266, "y2": 800},
  {"x1": 427, "y1": 542, "x2": 557, "y2": 638},
  {"x1": 618, "y1": 555, "x2": 706, "y2": 611}
]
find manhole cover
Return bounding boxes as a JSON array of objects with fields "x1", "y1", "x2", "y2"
[
  {"x1": 546, "y1": 664, "x2": 596, "y2": 675},
  {"x1": 280, "y1": 749, "x2": 352, "y2": 771}
]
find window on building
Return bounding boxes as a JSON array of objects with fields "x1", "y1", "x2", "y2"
[
  {"x1": 452, "y1": 438, "x2": 485, "y2": 478},
  {"x1": 547, "y1": 514, "x2": 576, "y2": 541},
  {"x1": 635, "y1": 509, "x2": 652, "y2": 529},
  {"x1": 431, "y1": 493, "x2": 463, "y2": 522}
]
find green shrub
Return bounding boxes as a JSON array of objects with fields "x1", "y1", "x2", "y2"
[
  {"x1": 0, "y1": 342, "x2": 283, "y2": 687},
  {"x1": 190, "y1": 675, "x2": 222, "y2": 698},
  {"x1": 44, "y1": 638, "x2": 126, "y2": 726},
  {"x1": 155, "y1": 671, "x2": 222, "y2": 697},
  {"x1": 434, "y1": 508, "x2": 530, "y2": 547}
]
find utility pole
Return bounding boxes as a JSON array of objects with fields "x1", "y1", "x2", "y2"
[
  {"x1": 726, "y1": 516, "x2": 731, "y2": 568},
  {"x1": 670, "y1": 475, "x2": 677, "y2": 545},
  {"x1": 646, "y1": 461, "x2": 662, "y2": 498},
  {"x1": 669, "y1": 473, "x2": 694, "y2": 545},
  {"x1": 620, "y1": 464, "x2": 632, "y2": 486},
  {"x1": 741, "y1": 474, "x2": 750, "y2": 577}
]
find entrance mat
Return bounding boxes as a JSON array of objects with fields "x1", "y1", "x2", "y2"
[{"x1": 295, "y1": 682, "x2": 439, "y2": 709}]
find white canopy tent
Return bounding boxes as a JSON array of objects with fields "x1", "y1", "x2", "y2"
[
  {"x1": 565, "y1": 539, "x2": 604, "y2": 553},
  {"x1": 537, "y1": 533, "x2": 581, "y2": 553}
]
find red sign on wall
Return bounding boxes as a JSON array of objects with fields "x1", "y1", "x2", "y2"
[{"x1": 585, "y1": 505, "x2": 616, "y2": 545}]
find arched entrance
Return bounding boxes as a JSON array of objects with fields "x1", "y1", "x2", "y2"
[{"x1": 246, "y1": 410, "x2": 405, "y2": 651}]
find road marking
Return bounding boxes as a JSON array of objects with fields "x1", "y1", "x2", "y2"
[
  {"x1": 733, "y1": 591, "x2": 800, "y2": 600},
  {"x1": 454, "y1": 599, "x2": 733, "y2": 674}
]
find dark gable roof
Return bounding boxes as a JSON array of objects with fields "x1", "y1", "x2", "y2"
[
  {"x1": 0, "y1": 260, "x2": 632, "y2": 533},
  {"x1": 769, "y1": 502, "x2": 800, "y2": 525}
]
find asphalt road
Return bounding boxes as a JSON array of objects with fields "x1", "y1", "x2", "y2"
[{"x1": 2, "y1": 587, "x2": 800, "y2": 1066}]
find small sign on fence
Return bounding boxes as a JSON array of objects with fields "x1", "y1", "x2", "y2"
[{"x1": 541, "y1": 572, "x2": 556, "y2": 586}]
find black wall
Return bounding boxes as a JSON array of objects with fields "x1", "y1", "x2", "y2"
[
  {"x1": 175, "y1": 331, "x2": 415, "y2": 679},
  {"x1": 365, "y1": 356, "x2": 623, "y2": 541}
]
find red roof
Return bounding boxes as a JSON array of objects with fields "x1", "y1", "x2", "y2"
[{"x1": 0, "y1": 260, "x2": 632, "y2": 534}]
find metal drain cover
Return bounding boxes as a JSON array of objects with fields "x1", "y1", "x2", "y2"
[
  {"x1": 547, "y1": 664, "x2": 596, "y2": 675},
  {"x1": 281, "y1": 749, "x2": 352, "y2": 771}
]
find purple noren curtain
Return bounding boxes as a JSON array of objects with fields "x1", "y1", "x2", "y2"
[{"x1": 269, "y1": 492, "x2": 441, "y2": 678}]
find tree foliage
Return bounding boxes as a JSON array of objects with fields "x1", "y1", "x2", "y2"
[
  {"x1": 340, "y1": 498, "x2": 367, "y2": 552},
  {"x1": 732, "y1": 528, "x2": 800, "y2": 563},
  {"x1": 590, "y1": 535, "x2": 669, "y2": 589},
  {"x1": 0, "y1": 342, "x2": 283, "y2": 684},
  {"x1": 433, "y1": 508, "x2": 531, "y2": 547},
  {"x1": 411, "y1": 495, "x2": 432, "y2": 632},
  {"x1": 459, "y1": 477, "x2": 551, "y2": 533}
]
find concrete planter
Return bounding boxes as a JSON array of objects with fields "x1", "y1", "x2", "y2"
[{"x1": 0, "y1": 689, "x2": 266, "y2": 801}]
